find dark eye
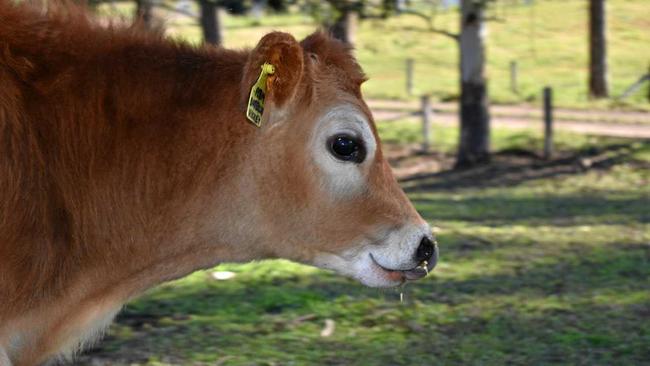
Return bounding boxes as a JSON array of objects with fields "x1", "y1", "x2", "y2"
[{"x1": 328, "y1": 135, "x2": 366, "y2": 163}]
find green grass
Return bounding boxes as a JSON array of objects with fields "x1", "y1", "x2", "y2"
[
  {"x1": 79, "y1": 124, "x2": 650, "y2": 365},
  {"x1": 96, "y1": 0, "x2": 650, "y2": 110},
  {"x1": 375, "y1": 115, "x2": 633, "y2": 153}
]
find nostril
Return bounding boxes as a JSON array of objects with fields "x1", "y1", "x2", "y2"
[{"x1": 415, "y1": 237, "x2": 435, "y2": 263}]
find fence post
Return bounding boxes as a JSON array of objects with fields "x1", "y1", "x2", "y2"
[
  {"x1": 510, "y1": 60, "x2": 518, "y2": 94},
  {"x1": 543, "y1": 86, "x2": 553, "y2": 160},
  {"x1": 421, "y1": 95, "x2": 432, "y2": 152},
  {"x1": 618, "y1": 72, "x2": 650, "y2": 100},
  {"x1": 406, "y1": 58, "x2": 414, "y2": 96}
]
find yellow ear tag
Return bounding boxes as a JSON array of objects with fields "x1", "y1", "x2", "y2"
[{"x1": 246, "y1": 62, "x2": 275, "y2": 127}]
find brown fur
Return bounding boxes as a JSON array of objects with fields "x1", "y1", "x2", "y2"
[
  {"x1": 0, "y1": 1, "x2": 422, "y2": 364},
  {"x1": 1, "y1": 0, "x2": 250, "y2": 318}
]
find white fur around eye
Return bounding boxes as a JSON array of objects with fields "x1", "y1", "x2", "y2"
[{"x1": 311, "y1": 104, "x2": 376, "y2": 199}]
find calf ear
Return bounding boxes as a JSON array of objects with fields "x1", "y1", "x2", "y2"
[{"x1": 241, "y1": 32, "x2": 304, "y2": 112}]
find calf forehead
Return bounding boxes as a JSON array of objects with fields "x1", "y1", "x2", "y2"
[
  {"x1": 300, "y1": 32, "x2": 366, "y2": 95},
  {"x1": 315, "y1": 104, "x2": 375, "y2": 144},
  {"x1": 305, "y1": 80, "x2": 376, "y2": 136}
]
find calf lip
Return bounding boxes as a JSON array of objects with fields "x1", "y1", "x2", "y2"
[
  {"x1": 403, "y1": 267, "x2": 428, "y2": 280},
  {"x1": 369, "y1": 253, "x2": 430, "y2": 281}
]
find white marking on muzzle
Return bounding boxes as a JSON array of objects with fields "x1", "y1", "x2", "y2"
[{"x1": 313, "y1": 223, "x2": 433, "y2": 288}]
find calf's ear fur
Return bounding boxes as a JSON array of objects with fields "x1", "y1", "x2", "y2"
[{"x1": 241, "y1": 32, "x2": 304, "y2": 110}]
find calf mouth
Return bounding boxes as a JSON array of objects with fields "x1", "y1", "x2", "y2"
[{"x1": 369, "y1": 252, "x2": 436, "y2": 282}]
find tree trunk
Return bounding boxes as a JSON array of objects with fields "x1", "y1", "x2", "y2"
[
  {"x1": 199, "y1": 0, "x2": 222, "y2": 45},
  {"x1": 330, "y1": 10, "x2": 358, "y2": 45},
  {"x1": 251, "y1": 0, "x2": 264, "y2": 23},
  {"x1": 456, "y1": 0, "x2": 490, "y2": 168},
  {"x1": 135, "y1": 0, "x2": 153, "y2": 29},
  {"x1": 589, "y1": 0, "x2": 608, "y2": 98}
]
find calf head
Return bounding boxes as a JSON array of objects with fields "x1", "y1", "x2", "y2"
[{"x1": 228, "y1": 32, "x2": 438, "y2": 288}]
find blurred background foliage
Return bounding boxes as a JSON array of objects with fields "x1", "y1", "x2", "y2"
[{"x1": 88, "y1": 0, "x2": 650, "y2": 109}]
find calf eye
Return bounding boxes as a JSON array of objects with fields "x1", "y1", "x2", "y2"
[{"x1": 328, "y1": 135, "x2": 366, "y2": 163}]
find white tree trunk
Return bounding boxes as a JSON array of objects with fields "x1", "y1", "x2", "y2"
[
  {"x1": 460, "y1": 1, "x2": 485, "y2": 86},
  {"x1": 456, "y1": 0, "x2": 490, "y2": 168}
]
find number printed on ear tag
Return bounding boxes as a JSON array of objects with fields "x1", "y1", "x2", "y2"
[{"x1": 246, "y1": 62, "x2": 275, "y2": 127}]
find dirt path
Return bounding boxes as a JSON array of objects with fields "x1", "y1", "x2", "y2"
[{"x1": 368, "y1": 99, "x2": 650, "y2": 139}]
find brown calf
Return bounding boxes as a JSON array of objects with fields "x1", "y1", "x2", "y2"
[{"x1": 0, "y1": 2, "x2": 437, "y2": 364}]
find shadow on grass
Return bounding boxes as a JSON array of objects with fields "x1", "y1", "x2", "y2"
[
  {"x1": 427, "y1": 242, "x2": 650, "y2": 301},
  {"x1": 403, "y1": 302, "x2": 650, "y2": 365},
  {"x1": 400, "y1": 142, "x2": 649, "y2": 192},
  {"x1": 412, "y1": 193, "x2": 649, "y2": 225},
  {"x1": 118, "y1": 242, "x2": 649, "y2": 317}
]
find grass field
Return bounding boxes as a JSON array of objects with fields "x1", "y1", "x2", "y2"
[
  {"x1": 78, "y1": 122, "x2": 650, "y2": 365},
  {"x1": 99, "y1": 0, "x2": 650, "y2": 110}
]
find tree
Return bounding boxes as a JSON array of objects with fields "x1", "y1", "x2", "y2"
[
  {"x1": 135, "y1": 0, "x2": 154, "y2": 29},
  {"x1": 306, "y1": 1, "x2": 399, "y2": 46},
  {"x1": 456, "y1": 0, "x2": 490, "y2": 167},
  {"x1": 399, "y1": 0, "x2": 491, "y2": 168},
  {"x1": 198, "y1": 0, "x2": 223, "y2": 45},
  {"x1": 325, "y1": 0, "x2": 360, "y2": 45},
  {"x1": 330, "y1": 8, "x2": 358, "y2": 44},
  {"x1": 589, "y1": 0, "x2": 608, "y2": 98},
  {"x1": 131, "y1": 0, "x2": 222, "y2": 44}
]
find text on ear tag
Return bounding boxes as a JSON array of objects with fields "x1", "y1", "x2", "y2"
[{"x1": 246, "y1": 62, "x2": 275, "y2": 127}]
